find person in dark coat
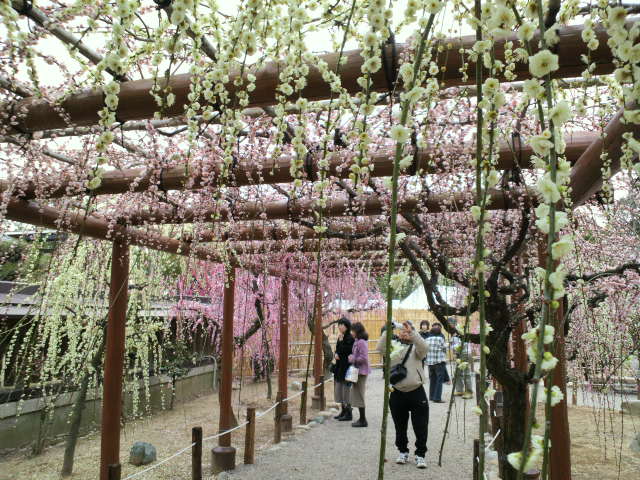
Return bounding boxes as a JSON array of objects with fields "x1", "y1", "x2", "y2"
[{"x1": 333, "y1": 317, "x2": 355, "y2": 420}]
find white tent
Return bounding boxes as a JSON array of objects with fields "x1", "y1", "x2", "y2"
[{"x1": 391, "y1": 285, "x2": 460, "y2": 310}]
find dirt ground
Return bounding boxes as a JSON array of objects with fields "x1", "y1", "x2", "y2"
[
  {"x1": 0, "y1": 377, "x2": 310, "y2": 480},
  {"x1": 567, "y1": 402, "x2": 640, "y2": 480},
  {"x1": 1, "y1": 381, "x2": 638, "y2": 480}
]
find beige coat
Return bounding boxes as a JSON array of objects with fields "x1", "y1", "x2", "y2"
[{"x1": 377, "y1": 329, "x2": 429, "y2": 393}]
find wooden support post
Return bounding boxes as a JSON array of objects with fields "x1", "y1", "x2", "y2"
[
  {"x1": 274, "y1": 392, "x2": 283, "y2": 444},
  {"x1": 572, "y1": 380, "x2": 578, "y2": 406},
  {"x1": 244, "y1": 407, "x2": 256, "y2": 465},
  {"x1": 100, "y1": 241, "x2": 129, "y2": 480},
  {"x1": 312, "y1": 287, "x2": 323, "y2": 409},
  {"x1": 192, "y1": 427, "x2": 202, "y2": 480},
  {"x1": 278, "y1": 279, "x2": 292, "y2": 432},
  {"x1": 300, "y1": 380, "x2": 308, "y2": 424},
  {"x1": 538, "y1": 240, "x2": 572, "y2": 480},
  {"x1": 550, "y1": 297, "x2": 572, "y2": 480},
  {"x1": 212, "y1": 267, "x2": 236, "y2": 473},
  {"x1": 107, "y1": 464, "x2": 121, "y2": 480}
]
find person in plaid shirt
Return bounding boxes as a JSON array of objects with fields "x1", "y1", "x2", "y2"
[{"x1": 424, "y1": 322, "x2": 447, "y2": 403}]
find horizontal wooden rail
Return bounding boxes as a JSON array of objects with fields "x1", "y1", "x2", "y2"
[
  {"x1": 1, "y1": 133, "x2": 593, "y2": 201},
  {"x1": 5, "y1": 23, "x2": 624, "y2": 133}
]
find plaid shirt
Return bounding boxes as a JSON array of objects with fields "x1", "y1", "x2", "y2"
[{"x1": 424, "y1": 335, "x2": 447, "y2": 365}]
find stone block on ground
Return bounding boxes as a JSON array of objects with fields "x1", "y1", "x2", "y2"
[
  {"x1": 311, "y1": 415, "x2": 326, "y2": 424},
  {"x1": 129, "y1": 441, "x2": 157, "y2": 466},
  {"x1": 621, "y1": 400, "x2": 640, "y2": 416}
]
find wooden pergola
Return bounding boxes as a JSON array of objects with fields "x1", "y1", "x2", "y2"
[{"x1": 1, "y1": 11, "x2": 637, "y2": 480}]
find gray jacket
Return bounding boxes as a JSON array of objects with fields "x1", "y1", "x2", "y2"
[{"x1": 377, "y1": 330, "x2": 428, "y2": 393}]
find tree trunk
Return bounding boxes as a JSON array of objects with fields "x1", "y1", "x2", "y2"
[
  {"x1": 61, "y1": 372, "x2": 92, "y2": 476},
  {"x1": 265, "y1": 362, "x2": 272, "y2": 400},
  {"x1": 500, "y1": 379, "x2": 529, "y2": 480}
]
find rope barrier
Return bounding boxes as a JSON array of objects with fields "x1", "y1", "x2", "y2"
[
  {"x1": 122, "y1": 442, "x2": 195, "y2": 480},
  {"x1": 202, "y1": 421, "x2": 250, "y2": 443},
  {"x1": 485, "y1": 428, "x2": 501, "y2": 451},
  {"x1": 120, "y1": 376, "x2": 334, "y2": 478}
]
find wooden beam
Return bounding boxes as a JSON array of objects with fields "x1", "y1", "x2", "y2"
[
  {"x1": 570, "y1": 105, "x2": 640, "y2": 206},
  {"x1": 1, "y1": 132, "x2": 593, "y2": 201},
  {"x1": 99, "y1": 241, "x2": 129, "y2": 480},
  {"x1": 2, "y1": 199, "x2": 310, "y2": 282},
  {"x1": 117, "y1": 188, "x2": 532, "y2": 225},
  {"x1": 5, "y1": 23, "x2": 623, "y2": 133}
]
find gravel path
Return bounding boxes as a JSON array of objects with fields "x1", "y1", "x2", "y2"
[{"x1": 223, "y1": 372, "x2": 477, "y2": 479}]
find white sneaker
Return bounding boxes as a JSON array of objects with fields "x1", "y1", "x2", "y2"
[
  {"x1": 396, "y1": 452, "x2": 409, "y2": 464},
  {"x1": 415, "y1": 456, "x2": 427, "y2": 469}
]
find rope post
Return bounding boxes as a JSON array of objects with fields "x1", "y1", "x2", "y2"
[
  {"x1": 212, "y1": 267, "x2": 236, "y2": 474},
  {"x1": 192, "y1": 427, "x2": 202, "y2": 480},
  {"x1": 473, "y1": 439, "x2": 479, "y2": 480},
  {"x1": 319, "y1": 375, "x2": 326, "y2": 411},
  {"x1": 274, "y1": 392, "x2": 283, "y2": 444},
  {"x1": 244, "y1": 407, "x2": 256, "y2": 465},
  {"x1": 100, "y1": 241, "x2": 129, "y2": 480},
  {"x1": 107, "y1": 464, "x2": 121, "y2": 480},
  {"x1": 300, "y1": 381, "x2": 308, "y2": 424}
]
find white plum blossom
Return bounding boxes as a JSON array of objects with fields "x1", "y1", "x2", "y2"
[
  {"x1": 528, "y1": 50, "x2": 559, "y2": 77},
  {"x1": 390, "y1": 125, "x2": 411, "y2": 143},
  {"x1": 529, "y1": 131, "x2": 554, "y2": 157},
  {"x1": 541, "y1": 351, "x2": 559, "y2": 371},
  {"x1": 551, "y1": 236, "x2": 574, "y2": 259},
  {"x1": 549, "y1": 101, "x2": 572, "y2": 125},
  {"x1": 536, "y1": 174, "x2": 562, "y2": 203}
]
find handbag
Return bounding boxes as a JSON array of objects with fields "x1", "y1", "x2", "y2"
[
  {"x1": 345, "y1": 365, "x2": 359, "y2": 383},
  {"x1": 389, "y1": 344, "x2": 413, "y2": 385}
]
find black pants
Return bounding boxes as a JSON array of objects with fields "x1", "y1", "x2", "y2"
[{"x1": 389, "y1": 386, "x2": 429, "y2": 457}]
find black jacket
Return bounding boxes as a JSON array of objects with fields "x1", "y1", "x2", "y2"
[{"x1": 334, "y1": 333, "x2": 355, "y2": 381}]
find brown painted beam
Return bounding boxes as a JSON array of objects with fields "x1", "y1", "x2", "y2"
[
  {"x1": 1, "y1": 132, "x2": 593, "y2": 201},
  {"x1": 570, "y1": 105, "x2": 640, "y2": 206},
  {"x1": 2, "y1": 199, "x2": 311, "y2": 282},
  {"x1": 6, "y1": 23, "x2": 622, "y2": 133},
  {"x1": 99, "y1": 241, "x2": 129, "y2": 480},
  {"x1": 118, "y1": 188, "x2": 532, "y2": 225}
]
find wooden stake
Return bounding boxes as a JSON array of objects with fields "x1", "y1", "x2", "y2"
[
  {"x1": 192, "y1": 427, "x2": 202, "y2": 480},
  {"x1": 244, "y1": 408, "x2": 256, "y2": 465},
  {"x1": 300, "y1": 381, "x2": 308, "y2": 425},
  {"x1": 274, "y1": 392, "x2": 283, "y2": 444}
]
